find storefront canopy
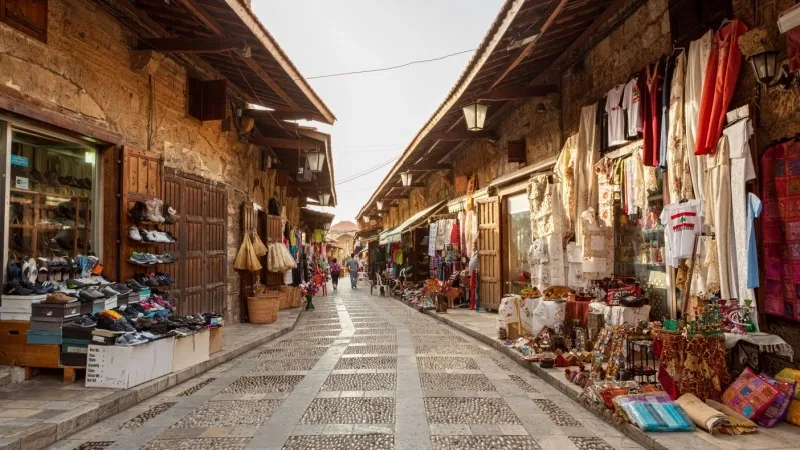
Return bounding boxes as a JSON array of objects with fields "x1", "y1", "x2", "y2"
[{"x1": 379, "y1": 200, "x2": 446, "y2": 245}]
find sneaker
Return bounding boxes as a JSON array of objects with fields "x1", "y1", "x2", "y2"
[
  {"x1": 129, "y1": 253, "x2": 151, "y2": 265},
  {"x1": 101, "y1": 286, "x2": 120, "y2": 298},
  {"x1": 44, "y1": 292, "x2": 73, "y2": 304},
  {"x1": 128, "y1": 201, "x2": 147, "y2": 222},
  {"x1": 70, "y1": 315, "x2": 96, "y2": 328},
  {"x1": 163, "y1": 203, "x2": 176, "y2": 224},
  {"x1": 145, "y1": 200, "x2": 164, "y2": 223},
  {"x1": 79, "y1": 289, "x2": 104, "y2": 302},
  {"x1": 110, "y1": 283, "x2": 133, "y2": 295},
  {"x1": 65, "y1": 278, "x2": 88, "y2": 289},
  {"x1": 129, "y1": 226, "x2": 142, "y2": 241},
  {"x1": 126, "y1": 279, "x2": 146, "y2": 291},
  {"x1": 152, "y1": 199, "x2": 166, "y2": 223}
]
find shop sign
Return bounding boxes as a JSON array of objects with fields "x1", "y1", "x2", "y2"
[
  {"x1": 10, "y1": 155, "x2": 28, "y2": 167},
  {"x1": 15, "y1": 176, "x2": 28, "y2": 190}
]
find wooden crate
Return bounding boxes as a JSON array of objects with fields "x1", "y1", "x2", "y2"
[
  {"x1": 0, "y1": 321, "x2": 79, "y2": 383},
  {"x1": 210, "y1": 326, "x2": 223, "y2": 354}
]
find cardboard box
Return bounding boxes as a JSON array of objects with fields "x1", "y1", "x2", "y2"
[
  {"x1": 90, "y1": 329, "x2": 124, "y2": 346},
  {"x1": 27, "y1": 330, "x2": 61, "y2": 345},
  {"x1": 1, "y1": 294, "x2": 46, "y2": 309},
  {"x1": 60, "y1": 352, "x2": 87, "y2": 366},
  {"x1": 0, "y1": 308, "x2": 30, "y2": 321},
  {"x1": 139, "y1": 289, "x2": 151, "y2": 303},
  {"x1": 62, "y1": 326, "x2": 94, "y2": 341},
  {"x1": 85, "y1": 336, "x2": 174, "y2": 389},
  {"x1": 31, "y1": 302, "x2": 81, "y2": 319},
  {"x1": 172, "y1": 330, "x2": 210, "y2": 372},
  {"x1": 209, "y1": 326, "x2": 223, "y2": 354},
  {"x1": 30, "y1": 318, "x2": 66, "y2": 331}
]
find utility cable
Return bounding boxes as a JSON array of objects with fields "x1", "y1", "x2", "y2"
[
  {"x1": 302, "y1": 48, "x2": 476, "y2": 80},
  {"x1": 335, "y1": 157, "x2": 398, "y2": 185}
]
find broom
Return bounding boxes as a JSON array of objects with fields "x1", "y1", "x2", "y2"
[
  {"x1": 246, "y1": 234, "x2": 262, "y2": 271},
  {"x1": 234, "y1": 234, "x2": 253, "y2": 271},
  {"x1": 252, "y1": 230, "x2": 268, "y2": 257}
]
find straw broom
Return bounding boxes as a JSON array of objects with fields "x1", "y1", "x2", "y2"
[
  {"x1": 233, "y1": 234, "x2": 253, "y2": 270},
  {"x1": 252, "y1": 231, "x2": 268, "y2": 256}
]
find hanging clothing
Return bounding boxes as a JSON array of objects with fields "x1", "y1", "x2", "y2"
[
  {"x1": 576, "y1": 103, "x2": 600, "y2": 242},
  {"x1": 685, "y1": 30, "x2": 713, "y2": 203},
  {"x1": 565, "y1": 242, "x2": 587, "y2": 289},
  {"x1": 580, "y1": 208, "x2": 613, "y2": 280},
  {"x1": 594, "y1": 157, "x2": 616, "y2": 227},
  {"x1": 435, "y1": 219, "x2": 448, "y2": 250},
  {"x1": 789, "y1": 27, "x2": 800, "y2": 72},
  {"x1": 528, "y1": 175, "x2": 566, "y2": 287},
  {"x1": 640, "y1": 59, "x2": 664, "y2": 166},
  {"x1": 694, "y1": 19, "x2": 749, "y2": 155},
  {"x1": 605, "y1": 84, "x2": 627, "y2": 147},
  {"x1": 597, "y1": 95, "x2": 610, "y2": 153},
  {"x1": 660, "y1": 200, "x2": 705, "y2": 267},
  {"x1": 428, "y1": 222, "x2": 437, "y2": 256},
  {"x1": 451, "y1": 215, "x2": 461, "y2": 248},
  {"x1": 666, "y1": 51, "x2": 694, "y2": 202},
  {"x1": 622, "y1": 76, "x2": 642, "y2": 139},
  {"x1": 659, "y1": 55, "x2": 674, "y2": 169},
  {"x1": 554, "y1": 134, "x2": 578, "y2": 236},
  {"x1": 625, "y1": 157, "x2": 636, "y2": 214},
  {"x1": 632, "y1": 149, "x2": 647, "y2": 211},
  {"x1": 746, "y1": 193, "x2": 761, "y2": 290},
  {"x1": 704, "y1": 136, "x2": 735, "y2": 300},
  {"x1": 724, "y1": 118, "x2": 756, "y2": 306}
]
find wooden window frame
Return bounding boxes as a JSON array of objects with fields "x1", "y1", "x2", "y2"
[{"x1": 0, "y1": 0, "x2": 48, "y2": 43}]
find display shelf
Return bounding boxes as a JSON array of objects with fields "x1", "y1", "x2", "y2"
[
  {"x1": 128, "y1": 261, "x2": 178, "y2": 267},
  {"x1": 10, "y1": 188, "x2": 90, "y2": 203}
]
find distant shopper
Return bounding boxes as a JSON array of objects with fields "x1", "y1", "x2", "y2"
[
  {"x1": 330, "y1": 258, "x2": 341, "y2": 291},
  {"x1": 347, "y1": 253, "x2": 359, "y2": 289}
]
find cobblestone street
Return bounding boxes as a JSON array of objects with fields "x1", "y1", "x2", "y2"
[{"x1": 47, "y1": 289, "x2": 641, "y2": 450}]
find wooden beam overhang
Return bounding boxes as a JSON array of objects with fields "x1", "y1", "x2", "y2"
[
  {"x1": 252, "y1": 135, "x2": 320, "y2": 150},
  {"x1": 242, "y1": 108, "x2": 327, "y2": 123},
  {"x1": 137, "y1": 37, "x2": 250, "y2": 54},
  {"x1": 427, "y1": 129, "x2": 498, "y2": 142},
  {"x1": 478, "y1": 83, "x2": 558, "y2": 101}
]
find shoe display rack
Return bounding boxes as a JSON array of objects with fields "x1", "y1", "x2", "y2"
[{"x1": 9, "y1": 187, "x2": 92, "y2": 258}]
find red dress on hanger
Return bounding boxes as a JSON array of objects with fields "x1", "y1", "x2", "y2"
[{"x1": 694, "y1": 19, "x2": 749, "y2": 155}]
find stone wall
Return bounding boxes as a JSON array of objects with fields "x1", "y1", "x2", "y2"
[{"x1": 0, "y1": 0, "x2": 263, "y2": 322}]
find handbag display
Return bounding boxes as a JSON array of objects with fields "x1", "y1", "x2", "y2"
[{"x1": 606, "y1": 278, "x2": 642, "y2": 306}]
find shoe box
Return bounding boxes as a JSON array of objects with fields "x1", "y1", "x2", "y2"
[
  {"x1": 60, "y1": 350, "x2": 87, "y2": 366},
  {"x1": 26, "y1": 329, "x2": 62, "y2": 345},
  {"x1": 90, "y1": 328, "x2": 124, "y2": 346},
  {"x1": 31, "y1": 301, "x2": 81, "y2": 320},
  {"x1": 0, "y1": 294, "x2": 47, "y2": 321},
  {"x1": 138, "y1": 289, "x2": 151, "y2": 303}
]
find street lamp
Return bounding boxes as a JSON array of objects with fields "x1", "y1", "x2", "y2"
[
  {"x1": 748, "y1": 50, "x2": 779, "y2": 85},
  {"x1": 319, "y1": 192, "x2": 330, "y2": 206},
  {"x1": 462, "y1": 102, "x2": 488, "y2": 131},
  {"x1": 376, "y1": 200, "x2": 384, "y2": 210},
  {"x1": 323, "y1": 222, "x2": 331, "y2": 232},
  {"x1": 400, "y1": 171, "x2": 413, "y2": 187},
  {"x1": 306, "y1": 151, "x2": 325, "y2": 172},
  {"x1": 364, "y1": 215, "x2": 370, "y2": 222}
]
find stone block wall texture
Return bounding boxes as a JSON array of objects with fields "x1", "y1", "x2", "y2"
[{"x1": 0, "y1": 0, "x2": 270, "y2": 322}]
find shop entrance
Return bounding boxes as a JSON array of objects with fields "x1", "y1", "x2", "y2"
[
  {"x1": 477, "y1": 196, "x2": 501, "y2": 311},
  {"x1": 162, "y1": 169, "x2": 227, "y2": 316}
]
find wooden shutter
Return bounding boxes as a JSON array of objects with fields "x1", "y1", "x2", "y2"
[
  {"x1": 477, "y1": 197, "x2": 501, "y2": 311},
  {"x1": 507, "y1": 139, "x2": 526, "y2": 164},
  {"x1": 1, "y1": 0, "x2": 47, "y2": 43},
  {"x1": 119, "y1": 146, "x2": 163, "y2": 283},
  {"x1": 187, "y1": 77, "x2": 227, "y2": 121}
]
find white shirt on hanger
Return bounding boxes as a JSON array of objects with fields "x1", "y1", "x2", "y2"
[
  {"x1": 622, "y1": 77, "x2": 642, "y2": 138},
  {"x1": 660, "y1": 200, "x2": 705, "y2": 267},
  {"x1": 606, "y1": 84, "x2": 627, "y2": 147}
]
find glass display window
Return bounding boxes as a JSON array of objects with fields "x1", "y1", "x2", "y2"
[
  {"x1": 505, "y1": 193, "x2": 532, "y2": 295},
  {"x1": 7, "y1": 128, "x2": 98, "y2": 261}
]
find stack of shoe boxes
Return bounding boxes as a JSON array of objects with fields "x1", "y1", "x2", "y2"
[
  {"x1": 28, "y1": 301, "x2": 87, "y2": 366},
  {"x1": 0, "y1": 294, "x2": 46, "y2": 320}
]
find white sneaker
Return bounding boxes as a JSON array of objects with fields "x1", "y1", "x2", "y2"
[
  {"x1": 153, "y1": 231, "x2": 170, "y2": 243},
  {"x1": 129, "y1": 226, "x2": 142, "y2": 241}
]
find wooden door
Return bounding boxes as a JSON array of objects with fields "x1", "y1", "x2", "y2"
[
  {"x1": 163, "y1": 169, "x2": 227, "y2": 316},
  {"x1": 477, "y1": 197, "x2": 501, "y2": 311}
]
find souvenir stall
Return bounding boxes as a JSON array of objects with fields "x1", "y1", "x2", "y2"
[{"x1": 493, "y1": 13, "x2": 800, "y2": 437}]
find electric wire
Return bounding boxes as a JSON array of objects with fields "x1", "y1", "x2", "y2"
[{"x1": 302, "y1": 48, "x2": 476, "y2": 80}]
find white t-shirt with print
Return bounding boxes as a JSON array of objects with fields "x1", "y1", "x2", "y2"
[
  {"x1": 606, "y1": 84, "x2": 627, "y2": 147},
  {"x1": 622, "y1": 77, "x2": 642, "y2": 138},
  {"x1": 660, "y1": 200, "x2": 705, "y2": 266}
]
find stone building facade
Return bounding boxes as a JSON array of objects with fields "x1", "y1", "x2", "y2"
[{"x1": 0, "y1": 0, "x2": 332, "y2": 322}]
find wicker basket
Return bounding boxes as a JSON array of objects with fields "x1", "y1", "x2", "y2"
[
  {"x1": 248, "y1": 295, "x2": 274, "y2": 324},
  {"x1": 265, "y1": 292, "x2": 280, "y2": 322}
]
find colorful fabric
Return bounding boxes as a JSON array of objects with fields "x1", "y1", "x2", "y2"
[
  {"x1": 756, "y1": 374, "x2": 795, "y2": 427},
  {"x1": 722, "y1": 367, "x2": 779, "y2": 419},
  {"x1": 761, "y1": 141, "x2": 800, "y2": 320},
  {"x1": 694, "y1": 19, "x2": 748, "y2": 155},
  {"x1": 776, "y1": 368, "x2": 800, "y2": 400},
  {"x1": 787, "y1": 399, "x2": 800, "y2": 426},
  {"x1": 640, "y1": 59, "x2": 664, "y2": 166},
  {"x1": 788, "y1": 27, "x2": 800, "y2": 73}
]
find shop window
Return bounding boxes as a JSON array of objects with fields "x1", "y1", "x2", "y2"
[
  {"x1": 187, "y1": 77, "x2": 227, "y2": 121},
  {"x1": 505, "y1": 193, "x2": 531, "y2": 295},
  {"x1": 668, "y1": 0, "x2": 733, "y2": 46},
  {"x1": 508, "y1": 139, "x2": 526, "y2": 164},
  {"x1": 1, "y1": 0, "x2": 47, "y2": 43},
  {"x1": 8, "y1": 129, "x2": 97, "y2": 260}
]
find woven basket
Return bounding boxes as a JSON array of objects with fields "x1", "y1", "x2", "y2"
[
  {"x1": 264, "y1": 292, "x2": 280, "y2": 322},
  {"x1": 248, "y1": 295, "x2": 273, "y2": 324}
]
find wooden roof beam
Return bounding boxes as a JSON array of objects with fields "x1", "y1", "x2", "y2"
[
  {"x1": 239, "y1": 55, "x2": 302, "y2": 111},
  {"x1": 137, "y1": 37, "x2": 250, "y2": 54},
  {"x1": 175, "y1": 0, "x2": 225, "y2": 36},
  {"x1": 405, "y1": 163, "x2": 451, "y2": 171},
  {"x1": 479, "y1": 83, "x2": 557, "y2": 101},
  {"x1": 252, "y1": 135, "x2": 319, "y2": 150},
  {"x1": 487, "y1": 0, "x2": 568, "y2": 91},
  {"x1": 530, "y1": 0, "x2": 644, "y2": 86},
  {"x1": 243, "y1": 108, "x2": 327, "y2": 123},
  {"x1": 427, "y1": 129, "x2": 497, "y2": 142}
]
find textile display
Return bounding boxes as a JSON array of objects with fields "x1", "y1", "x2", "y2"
[
  {"x1": 775, "y1": 369, "x2": 800, "y2": 399},
  {"x1": 659, "y1": 54, "x2": 674, "y2": 169},
  {"x1": 576, "y1": 103, "x2": 600, "y2": 241},
  {"x1": 580, "y1": 208, "x2": 613, "y2": 280},
  {"x1": 632, "y1": 148, "x2": 647, "y2": 211},
  {"x1": 789, "y1": 26, "x2": 800, "y2": 73},
  {"x1": 705, "y1": 137, "x2": 735, "y2": 300},
  {"x1": 565, "y1": 242, "x2": 587, "y2": 289},
  {"x1": 665, "y1": 51, "x2": 694, "y2": 202},
  {"x1": 725, "y1": 333, "x2": 794, "y2": 361},
  {"x1": 435, "y1": 219, "x2": 448, "y2": 250},
  {"x1": 722, "y1": 367, "x2": 779, "y2": 419},
  {"x1": 653, "y1": 332, "x2": 729, "y2": 401},
  {"x1": 614, "y1": 393, "x2": 695, "y2": 432},
  {"x1": 528, "y1": 175, "x2": 566, "y2": 287},
  {"x1": 760, "y1": 140, "x2": 800, "y2": 320},
  {"x1": 640, "y1": 58, "x2": 665, "y2": 166},
  {"x1": 685, "y1": 30, "x2": 713, "y2": 203},
  {"x1": 594, "y1": 157, "x2": 616, "y2": 227},
  {"x1": 605, "y1": 84, "x2": 627, "y2": 147},
  {"x1": 755, "y1": 374, "x2": 795, "y2": 427},
  {"x1": 676, "y1": 393, "x2": 728, "y2": 433},
  {"x1": 694, "y1": 19, "x2": 749, "y2": 155},
  {"x1": 786, "y1": 400, "x2": 800, "y2": 426},
  {"x1": 661, "y1": 200, "x2": 704, "y2": 267},
  {"x1": 746, "y1": 193, "x2": 762, "y2": 289},
  {"x1": 622, "y1": 76, "x2": 642, "y2": 139},
  {"x1": 588, "y1": 303, "x2": 652, "y2": 326},
  {"x1": 554, "y1": 135, "x2": 578, "y2": 235},
  {"x1": 428, "y1": 222, "x2": 437, "y2": 256}
]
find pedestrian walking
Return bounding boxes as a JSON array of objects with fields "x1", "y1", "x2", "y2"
[
  {"x1": 346, "y1": 253, "x2": 359, "y2": 289},
  {"x1": 329, "y1": 258, "x2": 341, "y2": 291}
]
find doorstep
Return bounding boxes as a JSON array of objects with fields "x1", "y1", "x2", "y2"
[
  {"x1": 417, "y1": 304, "x2": 800, "y2": 450},
  {"x1": 0, "y1": 307, "x2": 303, "y2": 450}
]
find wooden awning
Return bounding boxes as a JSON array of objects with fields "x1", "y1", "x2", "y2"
[
  {"x1": 358, "y1": 0, "x2": 644, "y2": 218},
  {"x1": 97, "y1": 0, "x2": 335, "y2": 124}
]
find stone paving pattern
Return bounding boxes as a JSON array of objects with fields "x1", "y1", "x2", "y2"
[{"x1": 44, "y1": 288, "x2": 645, "y2": 450}]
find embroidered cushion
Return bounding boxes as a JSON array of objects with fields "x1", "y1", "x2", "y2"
[
  {"x1": 786, "y1": 399, "x2": 800, "y2": 426},
  {"x1": 756, "y1": 373, "x2": 796, "y2": 427},
  {"x1": 775, "y1": 368, "x2": 800, "y2": 400},
  {"x1": 722, "y1": 367, "x2": 779, "y2": 419}
]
